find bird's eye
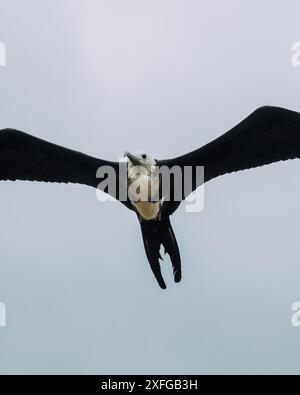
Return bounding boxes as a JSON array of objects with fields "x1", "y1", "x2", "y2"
[{"x1": 141, "y1": 154, "x2": 147, "y2": 159}]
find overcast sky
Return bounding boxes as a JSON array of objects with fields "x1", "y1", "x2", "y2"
[{"x1": 1, "y1": 0, "x2": 300, "y2": 374}]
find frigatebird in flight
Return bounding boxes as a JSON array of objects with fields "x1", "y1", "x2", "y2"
[{"x1": 1, "y1": 106, "x2": 300, "y2": 289}]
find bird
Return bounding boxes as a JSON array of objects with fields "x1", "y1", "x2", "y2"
[{"x1": 1, "y1": 105, "x2": 300, "y2": 289}]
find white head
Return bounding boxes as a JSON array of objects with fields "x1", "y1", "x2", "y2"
[{"x1": 124, "y1": 151, "x2": 156, "y2": 170}]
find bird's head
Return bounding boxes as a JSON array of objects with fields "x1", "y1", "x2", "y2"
[{"x1": 124, "y1": 151, "x2": 156, "y2": 172}]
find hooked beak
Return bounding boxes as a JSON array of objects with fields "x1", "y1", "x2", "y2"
[{"x1": 125, "y1": 152, "x2": 146, "y2": 167}]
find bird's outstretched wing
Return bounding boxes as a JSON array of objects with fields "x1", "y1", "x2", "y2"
[
  {"x1": 157, "y1": 106, "x2": 300, "y2": 213},
  {"x1": 0, "y1": 128, "x2": 125, "y2": 202}
]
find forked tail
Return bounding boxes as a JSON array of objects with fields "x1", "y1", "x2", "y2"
[{"x1": 140, "y1": 216, "x2": 181, "y2": 289}]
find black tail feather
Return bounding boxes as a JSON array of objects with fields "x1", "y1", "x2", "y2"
[{"x1": 140, "y1": 216, "x2": 181, "y2": 289}]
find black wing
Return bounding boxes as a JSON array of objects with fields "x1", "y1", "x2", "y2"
[
  {"x1": 158, "y1": 106, "x2": 300, "y2": 213},
  {"x1": 0, "y1": 128, "x2": 127, "y2": 203}
]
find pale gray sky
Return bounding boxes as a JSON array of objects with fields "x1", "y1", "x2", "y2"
[{"x1": 1, "y1": 0, "x2": 300, "y2": 374}]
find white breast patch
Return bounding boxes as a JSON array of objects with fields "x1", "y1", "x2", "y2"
[{"x1": 127, "y1": 157, "x2": 160, "y2": 220}]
